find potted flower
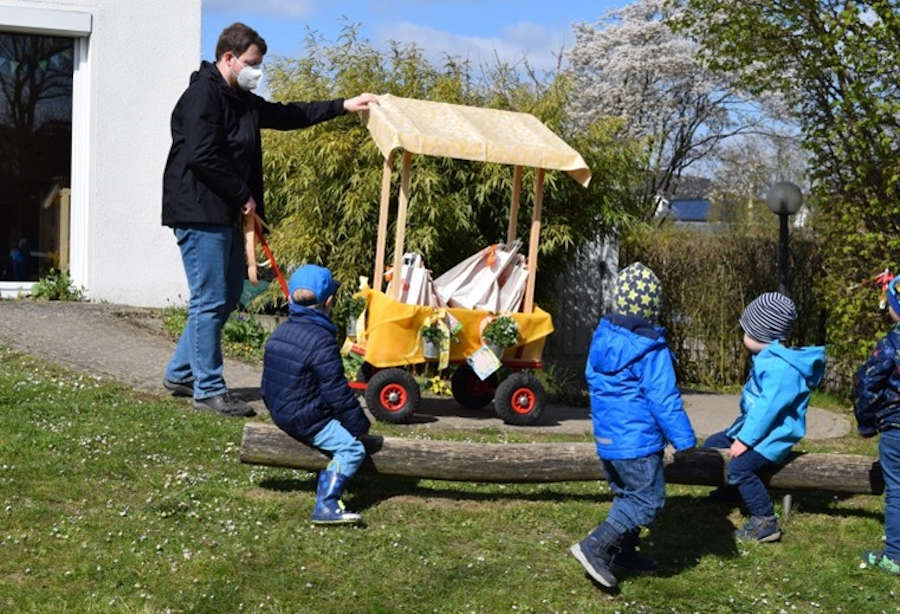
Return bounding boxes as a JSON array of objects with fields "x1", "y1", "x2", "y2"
[
  {"x1": 482, "y1": 315, "x2": 519, "y2": 359},
  {"x1": 421, "y1": 320, "x2": 448, "y2": 359},
  {"x1": 336, "y1": 295, "x2": 367, "y2": 338}
]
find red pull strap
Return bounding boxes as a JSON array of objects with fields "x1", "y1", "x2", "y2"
[{"x1": 252, "y1": 214, "x2": 290, "y2": 301}]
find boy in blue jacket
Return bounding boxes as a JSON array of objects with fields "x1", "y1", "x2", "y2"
[
  {"x1": 703, "y1": 292, "x2": 825, "y2": 542},
  {"x1": 570, "y1": 262, "x2": 696, "y2": 588},
  {"x1": 261, "y1": 264, "x2": 371, "y2": 525},
  {"x1": 855, "y1": 276, "x2": 900, "y2": 575}
]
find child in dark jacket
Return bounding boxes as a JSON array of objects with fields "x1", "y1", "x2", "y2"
[
  {"x1": 261, "y1": 264, "x2": 371, "y2": 525},
  {"x1": 856, "y1": 276, "x2": 900, "y2": 575},
  {"x1": 703, "y1": 292, "x2": 825, "y2": 542},
  {"x1": 570, "y1": 262, "x2": 696, "y2": 588}
]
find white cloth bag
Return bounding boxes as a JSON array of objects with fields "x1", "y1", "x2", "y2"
[
  {"x1": 386, "y1": 252, "x2": 443, "y2": 306},
  {"x1": 433, "y1": 241, "x2": 523, "y2": 312},
  {"x1": 497, "y1": 254, "x2": 529, "y2": 313}
]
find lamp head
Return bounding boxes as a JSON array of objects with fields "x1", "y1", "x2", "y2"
[{"x1": 766, "y1": 182, "x2": 803, "y2": 215}]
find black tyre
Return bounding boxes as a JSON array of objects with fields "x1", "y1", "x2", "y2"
[
  {"x1": 494, "y1": 372, "x2": 546, "y2": 426},
  {"x1": 364, "y1": 368, "x2": 420, "y2": 423},
  {"x1": 355, "y1": 361, "x2": 377, "y2": 383},
  {"x1": 451, "y1": 363, "x2": 498, "y2": 410}
]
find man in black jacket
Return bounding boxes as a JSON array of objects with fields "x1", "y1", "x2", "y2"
[{"x1": 161, "y1": 23, "x2": 377, "y2": 417}]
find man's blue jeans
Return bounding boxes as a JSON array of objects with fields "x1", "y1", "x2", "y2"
[
  {"x1": 164, "y1": 225, "x2": 244, "y2": 399},
  {"x1": 880, "y1": 429, "x2": 900, "y2": 560},
  {"x1": 310, "y1": 419, "x2": 367, "y2": 477},
  {"x1": 704, "y1": 430, "x2": 775, "y2": 517},
  {"x1": 602, "y1": 452, "x2": 665, "y2": 533}
]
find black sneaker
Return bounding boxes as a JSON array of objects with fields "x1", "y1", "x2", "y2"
[
  {"x1": 163, "y1": 378, "x2": 194, "y2": 397},
  {"x1": 193, "y1": 392, "x2": 256, "y2": 418}
]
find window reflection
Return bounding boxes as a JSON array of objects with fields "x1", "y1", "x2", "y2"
[{"x1": 0, "y1": 32, "x2": 73, "y2": 282}]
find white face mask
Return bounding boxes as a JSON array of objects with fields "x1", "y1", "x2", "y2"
[{"x1": 231, "y1": 58, "x2": 263, "y2": 91}]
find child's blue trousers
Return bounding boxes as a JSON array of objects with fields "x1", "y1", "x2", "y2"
[
  {"x1": 704, "y1": 430, "x2": 776, "y2": 517},
  {"x1": 601, "y1": 451, "x2": 666, "y2": 533},
  {"x1": 880, "y1": 428, "x2": 900, "y2": 560},
  {"x1": 308, "y1": 419, "x2": 367, "y2": 477}
]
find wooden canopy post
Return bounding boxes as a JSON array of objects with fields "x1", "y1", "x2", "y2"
[
  {"x1": 523, "y1": 168, "x2": 545, "y2": 313},
  {"x1": 373, "y1": 156, "x2": 392, "y2": 292},
  {"x1": 506, "y1": 165, "x2": 522, "y2": 245},
  {"x1": 390, "y1": 151, "x2": 412, "y2": 300}
]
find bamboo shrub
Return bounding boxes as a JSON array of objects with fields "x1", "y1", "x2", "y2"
[{"x1": 621, "y1": 225, "x2": 825, "y2": 388}]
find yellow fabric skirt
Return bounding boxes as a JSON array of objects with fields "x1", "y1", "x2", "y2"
[{"x1": 355, "y1": 288, "x2": 553, "y2": 368}]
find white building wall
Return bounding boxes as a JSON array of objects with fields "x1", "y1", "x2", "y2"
[{"x1": 1, "y1": 0, "x2": 200, "y2": 306}]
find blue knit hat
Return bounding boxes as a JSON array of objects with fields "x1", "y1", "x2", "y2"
[
  {"x1": 612, "y1": 262, "x2": 662, "y2": 322},
  {"x1": 739, "y1": 292, "x2": 797, "y2": 343}
]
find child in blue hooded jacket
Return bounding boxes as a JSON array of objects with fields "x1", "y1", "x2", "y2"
[
  {"x1": 570, "y1": 262, "x2": 696, "y2": 588},
  {"x1": 261, "y1": 264, "x2": 371, "y2": 525},
  {"x1": 855, "y1": 276, "x2": 900, "y2": 575},
  {"x1": 703, "y1": 292, "x2": 825, "y2": 543}
]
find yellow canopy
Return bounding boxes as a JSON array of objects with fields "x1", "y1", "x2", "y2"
[{"x1": 364, "y1": 94, "x2": 592, "y2": 187}]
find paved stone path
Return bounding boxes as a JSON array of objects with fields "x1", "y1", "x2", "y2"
[{"x1": 0, "y1": 300, "x2": 851, "y2": 439}]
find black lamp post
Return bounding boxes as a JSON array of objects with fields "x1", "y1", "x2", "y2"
[{"x1": 765, "y1": 182, "x2": 803, "y2": 296}]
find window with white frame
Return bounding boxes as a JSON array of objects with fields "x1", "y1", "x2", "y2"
[{"x1": 0, "y1": 31, "x2": 74, "y2": 281}]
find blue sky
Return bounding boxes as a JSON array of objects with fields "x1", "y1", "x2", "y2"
[{"x1": 202, "y1": 0, "x2": 628, "y2": 74}]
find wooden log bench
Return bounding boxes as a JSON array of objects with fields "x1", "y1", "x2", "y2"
[{"x1": 241, "y1": 424, "x2": 884, "y2": 517}]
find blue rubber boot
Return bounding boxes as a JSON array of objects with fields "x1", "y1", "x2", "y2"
[
  {"x1": 311, "y1": 470, "x2": 362, "y2": 525},
  {"x1": 569, "y1": 521, "x2": 624, "y2": 587}
]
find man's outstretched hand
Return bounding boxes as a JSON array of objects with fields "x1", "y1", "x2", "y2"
[{"x1": 344, "y1": 93, "x2": 379, "y2": 113}]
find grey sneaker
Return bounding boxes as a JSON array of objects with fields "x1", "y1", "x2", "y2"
[
  {"x1": 735, "y1": 515, "x2": 782, "y2": 543},
  {"x1": 163, "y1": 378, "x2": 194, "y2": 397},
  {"x1": 193, "y1": 392, "x2": 255, "y2": 418}
]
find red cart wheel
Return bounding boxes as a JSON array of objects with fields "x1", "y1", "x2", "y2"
[
  {"x1": 494, "y1": 372, "x2": 546, "y2": 426},
  {"x1": 365, "y1": 368, "x2": 420, "y2": 423}
]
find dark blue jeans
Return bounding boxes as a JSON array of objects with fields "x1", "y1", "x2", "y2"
[
  {"x1": 601, "y1": 452, "x2": 665, "y2": 533},
  {"x1": 704, "y1": 430, "x2": 775, "y2": 517},
  {"x1": 880, "y1": 429, "x2": 900, "y2": 560},
  {"x1": 164, "y1": 225, "x2": 244, "y2": 399}
]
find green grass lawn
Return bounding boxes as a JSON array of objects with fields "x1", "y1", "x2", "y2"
[{"x1": 1, "y1": 346, "x2": 897, "y2": 613}]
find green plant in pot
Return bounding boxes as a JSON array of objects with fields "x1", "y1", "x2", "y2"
[
  {"x1": 482, "y1": 315, "x2": 519, "y2": 359},
  {"x1": 421, "y1": 321, "x2": 449, "y2": 359},
  {"x1": 335, "y1": 295, "x2": 367, "y2": 338}
]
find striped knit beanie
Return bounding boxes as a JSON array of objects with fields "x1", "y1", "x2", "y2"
[
  {"x1": 739, "y1": 292, "x2": 797, "y2": 343},
  {"x1": 612, "y1": 262, "x2": 662, "y2": 322}
]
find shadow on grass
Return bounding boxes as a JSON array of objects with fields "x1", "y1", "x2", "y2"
[
  {"x1": 636, "y1": 494, "x2": 741, "y2": 578},
  {"x1": 772, "y1": 488, "x2": 883, "y2": 521},
  {"x1": 257, "y1": 474, "x2": 613, "y2": 507}
]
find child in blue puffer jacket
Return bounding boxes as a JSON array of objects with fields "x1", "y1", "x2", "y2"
[
  {"x1": 261, "y1": 264, "x2": 371, "y2": 525},
  {"x1": 856, "y1": 276, "x2": 900, "y2": 576},
  {"x1": 703, "y1": 292, "x2": 825, "y2": 543},
  {"x1": 570, "y1": 262, "x2": 696, "y2": 588}
]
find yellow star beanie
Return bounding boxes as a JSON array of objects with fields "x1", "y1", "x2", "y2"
[{"x1": 612, "y1": 262, "x2": 662, "y2": 322}]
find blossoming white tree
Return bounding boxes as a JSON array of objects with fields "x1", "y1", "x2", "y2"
[{"x1": 568, "y1": 0, "x2": 775, "y2": 217}]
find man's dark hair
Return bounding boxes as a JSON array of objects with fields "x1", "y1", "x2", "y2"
[{"x1": 215, "y1": 23, "x2": 267, "y2": 60}]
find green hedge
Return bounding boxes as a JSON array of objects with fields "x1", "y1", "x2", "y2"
[{"x1": 621, "y1": 225, "x2": 825, "y2": 389}]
